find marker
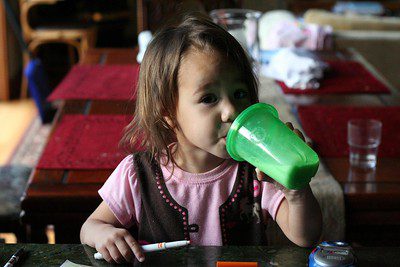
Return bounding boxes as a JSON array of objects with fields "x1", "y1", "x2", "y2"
[
  {"x1": 94, "y1": 240, "x2": 191, "y2": 260},
  {"x1": 4, "y1": 248, "x2": 24, "y2": 267}
]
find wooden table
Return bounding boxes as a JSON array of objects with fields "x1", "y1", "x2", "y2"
[
  {"x1": 21, "y1": 48, "x2": 137, "y2": 243},
  {"x1": 21, "y1": 48, "x2": 400, "y2": 245},
  {"x1": 324, "y1": 158, "x2": 400, "y2": 246},
  {"x1": 2, "y1": 243, "x2": 400, "y2": 266}
]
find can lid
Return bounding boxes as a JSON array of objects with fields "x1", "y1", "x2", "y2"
[{"x1": 226, "y1": 103, "x2": 279, "y2": 161}]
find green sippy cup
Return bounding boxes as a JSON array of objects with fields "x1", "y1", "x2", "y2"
[{"x1": 226, "y1": 103, "x2": 319, "y2": 189}]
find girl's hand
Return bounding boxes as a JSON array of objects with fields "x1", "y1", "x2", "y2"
[
  {"x1": 285, "y1": 121, "x2": 312, "y2": 148},
  {"x1": 94, "y1": 225, "x2": 144, "y2": 264},
  {"x1": 255, "y1": 122, "x2": 312, "y2": 199}
]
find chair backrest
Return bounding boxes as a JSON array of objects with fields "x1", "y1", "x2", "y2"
[{"x1": 19, "y1": 0, "x2": 59, "y2": 42}]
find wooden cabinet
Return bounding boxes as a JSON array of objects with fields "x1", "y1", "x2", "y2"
[
  {"x1": 1, "y1": 0, "x2": 22, "y2": 100},
  {"x1": 0, "y1": 2, "x2": 9, "y2": 100}
]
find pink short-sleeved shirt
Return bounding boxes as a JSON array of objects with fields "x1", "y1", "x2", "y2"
[{"x1": 99, "y1": 155, "x2": 285, "y2": 246}]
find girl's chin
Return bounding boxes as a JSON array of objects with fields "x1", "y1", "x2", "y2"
[
  {"x1": 208, "y1": 142, "x2": 231, "y2": 159},
  {"x1": 209, "y1": 149, "x2": 229, "y2": 160},
  {"x1": 218, "y1": 150, "x2": 231, "y2": 159}
]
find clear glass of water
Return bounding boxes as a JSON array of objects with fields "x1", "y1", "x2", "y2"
[
  {"x1": 347, "y1": 119, "x2": 382, "y2": 169},
  {"x1": 209, "y1": 9, "x2": 262, "y2": 64}
]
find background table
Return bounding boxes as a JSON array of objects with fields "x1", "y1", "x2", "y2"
[
  {"x1": 20, "y1": 48, "x2": 136, "y2": 243},
  {"x1": 20, "y1": 48, "x2": 400, "y2": 246},
  {"x1": 295, "y1": 51, "x2": 400, "y2": 245},
  {"x1": 290, "y1": 50, "x2": 400, "y2": 245}
]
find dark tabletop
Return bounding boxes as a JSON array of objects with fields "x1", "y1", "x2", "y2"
[{"x1": 1, "y1": 244, "x2": 400, "y2": 266}]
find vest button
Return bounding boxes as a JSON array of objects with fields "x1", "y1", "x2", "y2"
[{"x1": 188, "y1": 224, "x2": 199, "y2": 233}]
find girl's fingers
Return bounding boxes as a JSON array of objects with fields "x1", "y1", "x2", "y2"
[
  {"x1": 97, "y1": 248, "x2": 113, "y2": 263},
  {"x1": 306, "y1": 141, "x2": 313, "y2": 148},
  {"x1": 255, "y1": 168, "x2": 263, "y2": 181},
  {"x1": 125, "y1": 235, "x2": 145, "y2": 262},
  {"x1": 115, "y1": 238, "x2": 134, "y2": 263},
  {"x1": 108, "y1": 244, "x2": 124, "y2": 264},
  {"x1": 255, "y1": 168, "x2": 275, "y2": 183},
  {"x1": 256, "y1": 168, "x2": 287, "y2": 191},
  {"x1": 285, "y1": 122, "x2": 308, "y2": 143},
  {"x1": 285, "y1": 121, "x2": 306, "y2": 142},
  {"x1": 293, "y1": 129, "x2": 305, "y2": 142},
  {"x1": 285, "y1": 122, "x2": 294, "y2": 130}
]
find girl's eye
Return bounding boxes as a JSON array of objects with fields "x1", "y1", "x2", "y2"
[
  {"x1": 234, "y1": 90, "x2": 248, "y2": 99},
  {"x1": 200, "y1": 94, "x2": 218, "y2": 104}
]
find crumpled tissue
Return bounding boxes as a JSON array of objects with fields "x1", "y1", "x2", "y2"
[{"x1": 261, "y1": 48, "x2": 328, "y2": 89}]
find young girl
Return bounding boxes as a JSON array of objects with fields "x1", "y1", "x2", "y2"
[{"x1": 80, "y1": 14, "x2": 322, "y2": 264}]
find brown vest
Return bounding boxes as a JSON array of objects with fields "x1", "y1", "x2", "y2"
[{"x1": 131, "y1": 152, "x2": 267, "y2": 245}]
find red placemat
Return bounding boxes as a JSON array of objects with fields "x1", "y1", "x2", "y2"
[
  {"x1": 279, "y1": 60, "x2": 390, "y2": 95},
  {"x1": 297, "y1": 105, "x2": 400, "y2": 157},
  {"x1": 37, "y1": 115, "x2": 144, "y2": 169},
  {"x1": 48, "y1": 64, "x2": 140, "y2": 101}
]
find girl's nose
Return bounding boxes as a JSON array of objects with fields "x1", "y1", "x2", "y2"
[{"x1": 221, "y1": 99, "x2": 237, "y2": 123}]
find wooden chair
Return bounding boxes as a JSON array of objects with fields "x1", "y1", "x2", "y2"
[{"x1": 19, "y1": 0, "x2": 97, "y2": 98}]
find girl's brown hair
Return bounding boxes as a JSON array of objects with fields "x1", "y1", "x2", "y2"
[{"x1": 121, "y1": 13, "x2": 259, "y2": 163}]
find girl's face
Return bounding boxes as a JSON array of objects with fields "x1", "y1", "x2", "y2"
[{"x1": 172, "y1": 48, "x2": 252, "y2": 166}]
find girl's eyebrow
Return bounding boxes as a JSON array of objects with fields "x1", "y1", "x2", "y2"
[
  {"x1": 192, "y1": 79, "x2": 247, "y2": 96},
  {"x1": 192, "y1": 81, "x2": 214, "y2": 96}
]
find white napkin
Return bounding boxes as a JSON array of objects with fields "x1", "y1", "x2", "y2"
[
  {"x1": 60, "y1": 260, "x2": 91, "y2": 267},
  {"x1": 261, "y1": 48, "x2": 328, "y2": 89}
]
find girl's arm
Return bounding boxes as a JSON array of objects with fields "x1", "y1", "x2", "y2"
[
  {"x1": 258, "y1": 122, "x2": 322, "y2": 247},
  {"x1": 80, "y1": 201, "x2": 145, "y2": 263},
  {"x1": 275, "y1": 185, "x2": 322, "y2": 247}
]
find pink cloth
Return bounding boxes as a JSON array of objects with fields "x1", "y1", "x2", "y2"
[
  {"x1": 36, "y1": 115, "x2": 134, "y2": 170},
  {"x1": 298, "y1": 105, "x2": 400, "y2": 157},
  {"x1": 99, "y1": 155, "x2": 285, "y2": 246}
]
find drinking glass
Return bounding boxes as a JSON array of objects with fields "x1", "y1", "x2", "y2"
[
  {"x1": 347, "y1": 119, "x2": 382, "y2": 169},
  {"x1": 210, "y1": 9, "x2": 262, "y2": 63}
]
